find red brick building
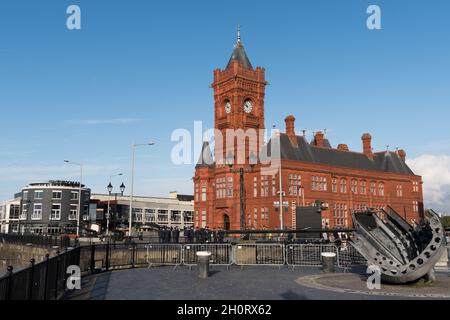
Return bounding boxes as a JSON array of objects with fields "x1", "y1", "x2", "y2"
[{"x1": 193, "y1": 33, "x2": 424, "y2": 230}]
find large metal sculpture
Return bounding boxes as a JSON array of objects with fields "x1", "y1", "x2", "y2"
[{"x1": 351, "y1": 206, "x2": 446, "y2": 284}]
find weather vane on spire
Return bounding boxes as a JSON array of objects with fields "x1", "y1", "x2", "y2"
[{"x1": 237, "y1": 24, "x2": 241, "y2": 43}]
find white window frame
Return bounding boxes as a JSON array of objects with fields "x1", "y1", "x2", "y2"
[
  {"x1": 52, "y1": 190, "x2": 62, "y2": 200},
  {"x1": 32, "y1": 203, "x2": 43, "y2": 220},
  {"x1": 51, "y1": 203, "x2": 62, "y2": 220},
  {"x1": 34, "y1": 190, "x2": 44, "y2": 200},
  {"x1": 69, "y1": 205, "x2": 78, "y2": 220}
]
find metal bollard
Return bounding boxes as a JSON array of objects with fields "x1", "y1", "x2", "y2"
[
  {"x1": 321, "y1": 252, "x2": 336, "y2": 273},
  {"x1": 196, "y1": 251, "x2": 211, "y2": 279}
]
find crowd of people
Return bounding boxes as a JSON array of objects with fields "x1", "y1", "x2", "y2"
[{"x1": 158, "y1": 226, "x2": 226, "y2": 244}]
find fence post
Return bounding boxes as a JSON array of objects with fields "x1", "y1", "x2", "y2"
[
  {"x1": 28, "y1": 259, "x2": 35, "y2": 300},
  {"x1": 54, "y1": 251, "x2": 60, "y2": 300},
  {"x1": 43, "y1": 253, "x2": 50, "y2": 300},
  {"x1": 105, "y1": 241, "x2": 110, "y2": 271},
  {"x1": 6, "y1": 266, "x2": 13, "y2": 300},
  {"x1": 132, "y1": 242, "x2": 136, "y2": 268},
  {"x1": 90, "y1": 244, "x2": 96, "y2": 274}
]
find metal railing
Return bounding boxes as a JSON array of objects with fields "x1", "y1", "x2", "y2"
[
  {"x1": 233, "y1": 244, "x2": 285, "y2": 267},
  {"x1": 286, "y1": 244, "x2": 338, "y2": 267},
  {"x1": 0, "y1": 247, "x2": 80, "y2": 300},
  {"x1": 182, "y1": 244, "x2": 232, "y2": 267},
  {"x1": 146, "y1": 244, "x2": 183, "y2": 267},
  {"x1": 0, "y1": 241, "x2": 373, "y2": 300}
]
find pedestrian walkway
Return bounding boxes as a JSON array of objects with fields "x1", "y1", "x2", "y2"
[{"x1": 63, "y1": 266, "x2": 427, "y2": 300}]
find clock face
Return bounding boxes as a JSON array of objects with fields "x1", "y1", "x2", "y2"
[
  {"x1": 243, "y1": 100, "x2": 253, "y2": 113},
  {"x1": 225, "y1": 101, "x2": 231, "y2": 114}
]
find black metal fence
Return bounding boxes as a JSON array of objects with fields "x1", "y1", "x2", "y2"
[{"x1": 0, "y1": 247, "x2": 80, "y2": 300}]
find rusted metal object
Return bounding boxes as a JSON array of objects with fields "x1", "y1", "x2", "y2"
[{"x1": 351, "y1": 206, "x2": 446, "y2": 284}]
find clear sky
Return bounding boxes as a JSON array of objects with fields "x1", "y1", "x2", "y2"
[{"x1": 0, "y1": 0, "x2": 449, "y2": 212}]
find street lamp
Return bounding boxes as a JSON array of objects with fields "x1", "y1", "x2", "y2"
[
  {"x1": 129, "y1": 141, "x2": 155, "y2": 236},
  {"x1": 64, "y1": 160, "x2": 83, "y2": 237},
  {"x1": 107, "y1": 173, "x2": 123, "y2": 235}
]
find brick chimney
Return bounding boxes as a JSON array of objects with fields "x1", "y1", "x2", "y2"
[
  {"x1": 397, "y1": 149, "x2": 406, "y2": 162},
  {"x1": 337, "y1": 144, "x2": 349, "y2": 151},
  {"x1": 285, "y1": 115, "x2": 297, "y2": 146},
  {"x1": 314, "y1": 131, "x2": 324, "y2": 148},
  {"x1": 361, "y1": 133, "x2": 373, "y2": 158}
]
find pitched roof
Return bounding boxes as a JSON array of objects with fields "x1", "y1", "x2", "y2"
[
  {"x1": 196, "y1": 141, "x2": 214, "y2": 168},
  {"x1": 263, "y1": 133, "x2": 415, "y2": 175},
  {"x1": 226, "y1": 42, "x2": 253, "y2": 70}
]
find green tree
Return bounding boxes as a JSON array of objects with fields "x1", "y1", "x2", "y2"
[{"x1": 441, "y1": 216, "x2": 450, "y2": 228}]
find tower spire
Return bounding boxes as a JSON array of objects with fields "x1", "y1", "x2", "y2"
[{"x1": 237, "y1": 24, "x2": 241, "y2": 43}]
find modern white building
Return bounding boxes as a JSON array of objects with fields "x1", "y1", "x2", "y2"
[
  {"x1": 91, "y1": 191, "x2": 194, "y2": 231},
  {"x1": 0, "y1": 198, "x2": 21, "y2": 234}
]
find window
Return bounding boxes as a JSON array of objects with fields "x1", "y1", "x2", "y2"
[
  {"x1": 396, "y1": 185, "x2": 403, "y2": 197},
  {"x1": 413, "y1": 181, "x2": 419, "y2": 193},
  {"x1": 195, "y1": 184, "x2": 199, "y2": 202},
  {"x1": 9, "y1": 205, "x2": 20, "y2": 219},
  {"x1": 69, "y1": 205, "x2": 78, "y2": 220},
  {"x1": 333, "y1": 203, "x2": 348, "y2": 227},
  {"x1": 332, "y1": 178, "x2": 337, "y2": 193},
  {"x1": 351, "y1": 179, "x2": 358, "y2": 194},
  {"x1": 378, "y1": 183, "x2": 385, "y2": 196},
  {"x1": 145, "y1": 209, "x2": 156, "y2": 223},
  {"x1": 23, "y1": 191, "x2": 28, "y2": 201},
  {"x1": 353, "y1": 203, "x2": 368, "y2": 212},
  {"x1": 201, "y1": 184, "x2": 207, "y2": 202},
  {"x1": 261, "y1": 175, "x2": 269, "y2": 197},
  {"x1": 215, "y1": 177, "x2": 226, "y2": 199},
  {"x1": 311, "y1": 176, "x2": 327, "y2": 191},
  {"x1": 360, "y1": 181, "x2": 367, "y2": 195},
  {"x1": 227, "y1": 177, "x2": 233, "y2": 198},
  {"x1": 340, "y1": 179, "x2": 347, "y2": 193},
  {"x1": 253, "y1": 208, "x2": 258, "y2": 228},
  {"x1": 32, "y1": 204, "x2": 42, "y2": 220},
  {"x1": 253, "y1": 176, "x2": 258, "y2": 197},
  {"x1": 35, "y1": 190, "x2": 43, "y2": 199},
  {"x1": 413, "y1": 201, "x2": 419, "y2": 212},
  {"x1": 289, "y1": 174, "x2": 302, "y2": 196},
  {"x1": 201, "y1": 210, "x2": 206, "y2": 228},
  {"x1": 272, "y1": 175, "x2": 277, "y2": 196},
  {"x1": 52, "y1": 190, "x2": 62, "y2": 200},
  {"x1": 132, "y1": 208, "x2": 143, "y2": 222},
  {"x1": 51, "y1": 204, "x2": 61, "y2": 220},
  {"x1": 21, "y1": 204, "x2": 28, "y2": 220},
  {"x1": 158, "y1": 209, "x2": 168, "y2": 222},
  {"x1": 171, "y1": 210, "x2": 181, "y2": 222},
  {"x1": 261, "y1": 208, "x2": 269, "y2": 222},
  {"x1": 370, "y1": 181, "x2": 377, "y2": 196},
  {"x1": 71, "y1": 191, "x2": 79, "y2": 201},
  {"x1": 184, "y1": 211, "x2": 194, "y2": 223}
]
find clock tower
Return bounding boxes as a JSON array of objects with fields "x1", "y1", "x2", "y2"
[{"x1": 212, "y1": 27, "x2": 267, "y2": 164}]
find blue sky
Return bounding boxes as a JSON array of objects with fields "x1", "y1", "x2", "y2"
[{"x1": 0, "y1": 0, "x2": 450, "y2": 212}]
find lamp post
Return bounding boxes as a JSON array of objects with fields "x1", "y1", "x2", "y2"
[
  {"x1": 226, "y1": 151, "x2": 257, "y2": 233},
  {"x1": 64, "y1": 160, "x2": 83, "y2": 237},
  {"x1": 297, "y1": 185, "x2": 305, "y2": 207},
  {"x1": 107, "y1": 173, "x2": 123, "y2": 235},
  {"x1": 129, "y1": 142, "x2": 155, "y2": 236}
]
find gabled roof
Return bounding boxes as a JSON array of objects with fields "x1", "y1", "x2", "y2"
[{"x1": 263, "y1": 133, "x2": 415, "y2": 175}]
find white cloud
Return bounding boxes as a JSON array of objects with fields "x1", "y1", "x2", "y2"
[{"x1": 407, "y1": 154, "x2": 450, "y2": 213}]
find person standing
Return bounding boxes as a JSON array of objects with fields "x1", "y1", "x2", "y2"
[
  {"x1": 173, "y1": 227, "x2": 180, "y2": 243},
  {"x1": 194, "y1": 227, "x2": 200, "y2": 243}
]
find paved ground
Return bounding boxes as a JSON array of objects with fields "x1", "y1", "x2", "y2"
[{"x1": 63, "y1": 266, "x2": 450, "y2": 300}]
